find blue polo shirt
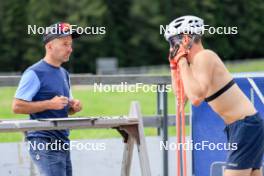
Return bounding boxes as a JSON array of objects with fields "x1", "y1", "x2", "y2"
[{"x1": 15, "y1": 59, "x2": 73, "y2": 142}]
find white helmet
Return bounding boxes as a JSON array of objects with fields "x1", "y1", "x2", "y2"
[{"x1": 164, "y1": 15, "x2": 204, "y2": 41}]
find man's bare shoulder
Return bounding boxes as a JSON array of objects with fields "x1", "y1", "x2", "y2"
[
  {"x1": 193, "y1": 49, "x2": 220, "y2": 66},
  {"x1": 193, "y1": 49, "x2": 220, "y2": 68}
]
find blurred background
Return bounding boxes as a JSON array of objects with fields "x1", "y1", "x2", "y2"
[
  {"x1": 0, "y1": 1, "x2": 264, "y2": 175},
  {"x1": 0, "y1": 0, "x2": 264, "y2": 74}
]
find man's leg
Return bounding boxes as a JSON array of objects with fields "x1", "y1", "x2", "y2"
[
  {"x1": 225, "y1": 114, "x2": 264, "y2": 176},
  {"x1": 28, "y1": 137, "x2": 67, "y2": 176},
  {"x1": 66, "y1": 149, "x2": 72, "y2": 176},
  {"x1": 251, "y1": 167, "x2": 263, "y2": 176},
  {"x1": 224, "y1": 169, "x2": 252, "y2": 176}
]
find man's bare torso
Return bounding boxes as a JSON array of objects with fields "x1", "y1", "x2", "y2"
[{"x1": 191, "y1": 49, "x2": 256, "y2": 124}]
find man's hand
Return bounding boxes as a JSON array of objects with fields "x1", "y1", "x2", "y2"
[
  {"x1": 48, "y1": 96, "x2": 69, "y2": 110},
  {"x1": 68, "y1": 99, "x2": 82, "y2": 115},
  {"x1": 169, "y1": 45, "x2": 188, "y2": 70}
]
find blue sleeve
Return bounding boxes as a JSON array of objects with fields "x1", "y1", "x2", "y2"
[{"x1": 15, "y1": 70, "x2": 40, "y2": 101}]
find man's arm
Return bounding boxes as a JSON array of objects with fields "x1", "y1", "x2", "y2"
[
  {"x1": 178, "y1": 51, "x2": 214, "y2": 106},
  {"x1": 12, "y1": 99, "x2": 51, "y2": 114},
  {"x1": 66, "y1": 72, "x2": 82, "y2": 115},
  {"x1": 13, "y1": 96, "x2": 69, "y2": 114},
  {"x1": 12, "y1": 70, "x2": 69, "y2": 114}
]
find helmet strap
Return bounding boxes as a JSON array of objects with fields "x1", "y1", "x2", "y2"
[
  {"x1": 186, "y1": 35, "x2": 196, "y2": 50},
  {"x1": 169, "y1": 44, "x2": 180, "y2": 60}
]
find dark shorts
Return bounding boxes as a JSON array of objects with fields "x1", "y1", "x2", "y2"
[{"x1": 224, "y1": 112, "x2": 264, "y2": 170}]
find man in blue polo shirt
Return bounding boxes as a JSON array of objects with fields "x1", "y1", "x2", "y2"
[{"x1": 12, "y1": 22, "x2": 82, "y2": 176}]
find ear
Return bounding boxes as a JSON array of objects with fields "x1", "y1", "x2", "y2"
[{"x1": 46, "y1": 42, "x2": 53, "y2": 50}]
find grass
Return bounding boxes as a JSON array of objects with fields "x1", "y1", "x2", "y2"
[
  {"x1": 225, "y1": 59, "x2": 264, "y2": 73},
  {"x1": 0, "y1": 59, "x2": 263, "y2": 142}
]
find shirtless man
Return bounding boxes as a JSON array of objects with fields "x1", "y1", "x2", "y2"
[{"x1": 164, "y1": 15, "x2": 264, "y2": 176}]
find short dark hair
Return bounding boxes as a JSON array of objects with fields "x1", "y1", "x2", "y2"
[{"x1": 192, "y1": 34, "x2": 202, "y2": 43}]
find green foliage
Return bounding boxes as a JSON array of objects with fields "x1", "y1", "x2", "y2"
[{"x1": 0, "y1": 0, "x2": 264, "y2": 73}]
